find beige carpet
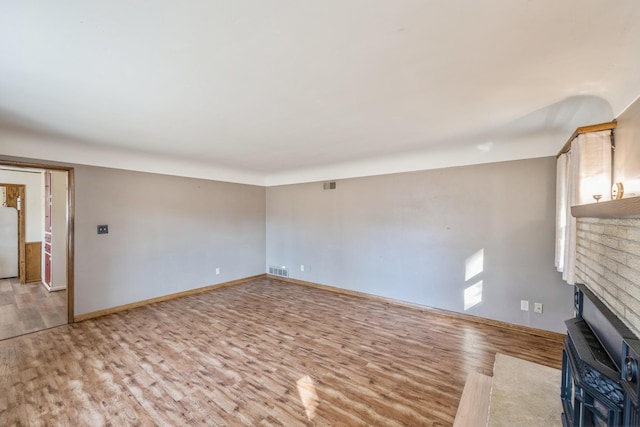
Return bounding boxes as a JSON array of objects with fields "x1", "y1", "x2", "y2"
[{"x1": 488, "y1": 353, "x2": 562, "y2": 427}]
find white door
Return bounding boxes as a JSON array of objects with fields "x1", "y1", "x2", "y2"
[{"x1": 0, "y1": 207, "x2": 18, "y2": 278}]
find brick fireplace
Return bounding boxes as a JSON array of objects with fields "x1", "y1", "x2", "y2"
[
  {"x1": 561, "y1": 213, "x2": 640, "y2": 426},
  {"x1": 575, "y1": 217, "x2": 640, "y2": 338}
]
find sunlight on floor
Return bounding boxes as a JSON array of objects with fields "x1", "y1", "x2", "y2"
[{"x1": 296, "y1": 375, "x2": 319, "y2": 421}]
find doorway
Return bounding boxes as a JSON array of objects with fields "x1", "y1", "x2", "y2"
[{"x1": 0, "y1": 161, "x2": 74, "y2": 340}]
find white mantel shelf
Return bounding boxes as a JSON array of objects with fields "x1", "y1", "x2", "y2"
[{"x1": 571, "y1": 196, "x2": 640, "y2": 219}]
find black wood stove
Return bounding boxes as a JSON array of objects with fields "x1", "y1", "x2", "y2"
[{"x1": 561, "y1": 284, "x2": 640, "y2": 426}]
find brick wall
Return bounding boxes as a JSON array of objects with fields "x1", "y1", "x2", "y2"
[{"x1": 575, "y1": 218, "x2": 640, "y2": 337}]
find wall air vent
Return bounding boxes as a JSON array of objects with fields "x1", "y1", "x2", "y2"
[
  {"x1": 323, "y1": 181, "x2": 337, "y2": 190},
  {"x1": 268, "y1": 266, "x2": 289, "y2": 277}
]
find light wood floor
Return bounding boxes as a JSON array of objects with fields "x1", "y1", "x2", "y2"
[
  {"x1": 0, "y1": 277, "x2": 564, "y2": 426},
  {"x1": 0, "y1": 277, "x2": 67, "y2": 341}
]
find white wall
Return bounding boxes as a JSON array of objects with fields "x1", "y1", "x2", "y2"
[
  {"x1": 613, "y1": 96, "x2": 640, "y2": 197},
  {"x1": 0, "y1": 169, "x2": 42, "y2": 242},
  {"x1": 73, "y1": 165, "x2": 266, "y2": 316},
  {"x1": 266, "y1": 157, "x2": 574, "y2": 333},
  {"x1": 1, "y1": 154, "x2": 571, "y2": 333}
]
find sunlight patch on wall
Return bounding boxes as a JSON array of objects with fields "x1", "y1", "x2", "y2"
[
  {"x1": 464, "y1": 280, "x2": 483, "y2": 311},
  {"x1": 465, "y1": 249, "x2": 484, "y2": 281},
  {"x1": 296, "y1": 375, "x2": 319, "y2": 421},
  {"x1": 464, "y1": 249, "x2": 484, "y2": 311}
]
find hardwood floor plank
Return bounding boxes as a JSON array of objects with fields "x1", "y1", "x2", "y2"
[
  {"x1": 0, "y1": 279, "x2": 67, "y2": 340},
  {"x1": 453, "y1": 371, "x2": 492, "y2": 427},
  {"x1": 0, "y1": 278, "x2": 564, "y2": 425}
]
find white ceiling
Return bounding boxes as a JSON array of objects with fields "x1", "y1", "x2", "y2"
[{"x1": 1, "y1": 0, "x2": 640, "y2": 185}]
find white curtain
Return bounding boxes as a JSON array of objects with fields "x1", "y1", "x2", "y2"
[
  {"x1": 555, "y1": 130, "x2": 612, "y2": 284},
  {"x1": 555, "y1": 153, "x2": 568, "y2": 274}
]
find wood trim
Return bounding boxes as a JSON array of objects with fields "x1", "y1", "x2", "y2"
[
  {"x1": 74, "y1": 274, "x2": 267, "y2": 322},
  {"x1": 269, "y1": 275, "x2": 567, "y2": 341},
  {"x1": 0, "y1": 160, "x2": 75, "y2": 322},
  {"x1": 0, "y1": 159, "x2": 74, "y2": 172},
  {"x1": 25, "y1": 241, "x2": 42, "y2": 283},
  {"x1": 556, "y1": 120, "x2": 617, "y2": 158},
  {"x1": 571, "y1": 195, "x2": 640, "y2": 219},
  {"x1": 17, "y1": 186, "x2": 25, "y2": 284},
  {"x1": 425, "y1": 303, "x2": 566, "y2": 341},
  {"x1": 67, "y1": 168, "x2": 75, "y2": 323}
]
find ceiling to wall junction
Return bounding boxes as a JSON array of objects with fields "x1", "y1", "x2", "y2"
[{"x1": 1, "y1": 0, "x2": 639, "y2": 185}]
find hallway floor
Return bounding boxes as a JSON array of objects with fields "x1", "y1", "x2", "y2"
[{"x1": 0, "y1": 277, "x2": 67, "y2": 340}]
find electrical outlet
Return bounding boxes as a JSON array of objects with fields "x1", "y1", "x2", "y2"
[
  {"x1": 521, "y1": 300, "x2": 529, "y2": 311},
  {"x1": 215, "y1": 267, "x2": 220, "y2": 275},
  {"x1": 97, "y1": 225, "x2": 109, "y2": 234},
  {"x1": 300, "y1": 265, "x2": 305, "y2": 272},
  {"x1": 534, "y1": 302, "x2": 543, "y2": 314}
]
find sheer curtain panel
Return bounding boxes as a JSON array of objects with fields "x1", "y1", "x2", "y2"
[{"x1": 555, "y1": 130, "x2": 612, "y2": 284}]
